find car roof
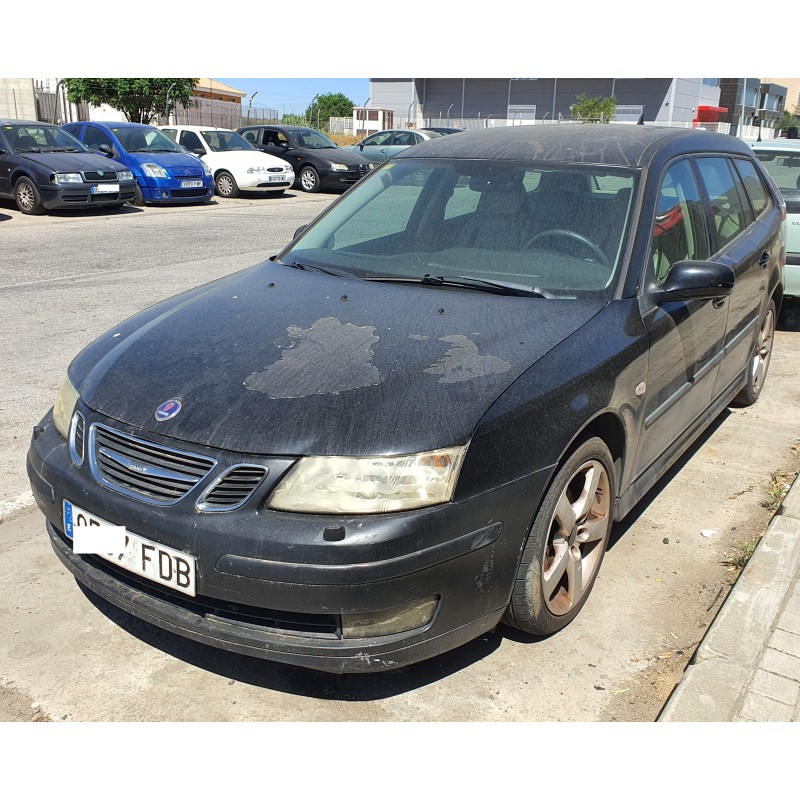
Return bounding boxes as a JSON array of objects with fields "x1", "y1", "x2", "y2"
[
  {"x1": 393, "y1": 123, "x2": 756, "y2": 167},
  {"x1": 0, "y1": 119, "x2": 57, "y2": 126},
  {"x1": 163, "y1": 125, "x2": 232, "y2": 132},
  {"x1": 88, "y1": 121, "x2": 159, "y2": 129}
]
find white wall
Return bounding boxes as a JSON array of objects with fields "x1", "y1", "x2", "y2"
[{"x1": 0, "y1": 78, "x2": 37, "y2": 120}]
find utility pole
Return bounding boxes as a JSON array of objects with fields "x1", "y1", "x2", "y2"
[{"x1": 165, "y1": 82, "x2": 176, "y2": 125}]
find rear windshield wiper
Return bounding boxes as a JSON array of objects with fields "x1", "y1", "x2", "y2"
[{"x1": 364, "y1": 274, "x2": 554, "y2": 298}]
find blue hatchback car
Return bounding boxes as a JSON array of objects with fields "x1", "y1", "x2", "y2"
[{"x1": 62, "y1": 121, "x2": 214, "y2": 205}]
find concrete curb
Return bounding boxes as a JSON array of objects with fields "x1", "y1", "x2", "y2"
[{"x1": 659, "y1": 473, "x2": 800, "y2": 721}]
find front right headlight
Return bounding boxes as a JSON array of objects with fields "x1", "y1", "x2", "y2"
[
  {"x1": 268, "y1": 445, "x2": 467, "y2": 514},
  {"x1": 53, "y1": 376, "x2": 79, "y2": 440},
  {"x1": 141, "y1": 163, "x2": 168, "y2": 178}
]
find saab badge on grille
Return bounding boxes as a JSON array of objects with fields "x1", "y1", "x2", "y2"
[{"x1": 155, "y1": 399, "x2": 182, "y2": 421}]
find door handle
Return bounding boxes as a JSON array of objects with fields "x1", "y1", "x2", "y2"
[
  {"x1": 758, "y1": 251, "x2": 770, "y2": 269},
  {"x1": 712, "y1": 298, "x2": 727, "y2": 309}
]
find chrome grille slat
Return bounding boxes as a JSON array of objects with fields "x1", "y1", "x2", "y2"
[
  {"x1": 197, "y1": 465, "x2": 268, "y2": 512},
  {"x1": 89, "y1": 423, "x2": 216, "y2": 506},
  {"x1": 95, "y1": 427, "x2": 211, "y2": 473}
]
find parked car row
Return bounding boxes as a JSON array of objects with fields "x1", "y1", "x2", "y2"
[{"x1": 1, "y1": 118, "x2": 468, "y2": 215}]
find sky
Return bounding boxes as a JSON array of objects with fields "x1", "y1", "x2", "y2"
[{"x1": 214, "y1": 78, "x2": 371, "y2": 116}]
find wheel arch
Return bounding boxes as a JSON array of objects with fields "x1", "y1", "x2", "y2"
[{"x1": 556, "y1": 410, "x2": 627, "y2": 496}]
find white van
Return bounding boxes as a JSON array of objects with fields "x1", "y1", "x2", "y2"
[{"x1": 750, "y1": 138, "x2": 800, "y2": 297}]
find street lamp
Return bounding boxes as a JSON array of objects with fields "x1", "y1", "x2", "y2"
[
  {"x1": 248, "y1": 91, "x2": 258, "y2": 125},
  {"x1": 755, "y1": 113, "x2": 763, "y2": 142},
  {"x1": 309, "y1": 93, "x2": 319, "y2": 128},
  {"x1": 446, "y1": 104, "x2": 453, "y2": 125}
]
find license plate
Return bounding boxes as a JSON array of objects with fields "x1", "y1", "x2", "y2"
[
  {"x1": 181, "y1": 180, "x2": 203, "y2": 188},
  {"x1": 90, "y1": 183, "x2": 119, "y2": 194},
  {"x1": 268, "y1": 175, "x2": 286, "y2": 182},
  {"x1": 63, "y1": 500, "x2": 196, "y2": 596}
]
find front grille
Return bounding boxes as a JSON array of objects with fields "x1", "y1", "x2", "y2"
[
  {"x1": 89, "y1": 424, "x2": 216, "y2": 505},
  {"x1": 170, "y1": 167, "x2": 203, "y2": 178},
  {"x1": 197, "y1": 465, "x2": 268, "y2": 511},
  {"x1": 83, "y1": 170, "x2": 118, "y2": 182},
  {"x1": 69, "y1": 412, "x2": 85, "y2": 466},
  {"x1": 172, "y1": 188, "x2": 209, "y2": 198},
  {"x1": 90, "y1": 193, "x2": 120, "y2": 202},
  {"x1": 267, "y1": 167, "x2": 284, "y2": 173},
  {"x1": 354, "y1": 164, "x2": 368, "y2": 176}
]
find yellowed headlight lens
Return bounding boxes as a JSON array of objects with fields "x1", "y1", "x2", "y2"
[{"x1": 52, "y1": 377, "x2": 79, "y2": 440}]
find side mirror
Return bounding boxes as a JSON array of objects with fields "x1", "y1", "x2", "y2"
[
  {"x1": 98, "y1": 143, "x2": 114, "y2": 157},
  {"x1": 658, "y1": 260, "x2": 735, "y2": 301},
  {"x1": 192, "y1": 148, "x2": 206, "y2": 156},
  {"x1": 293, "y1": 224, "x2": 309, "y2": 239}
]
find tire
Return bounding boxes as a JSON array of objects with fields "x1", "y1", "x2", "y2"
[
  {"x1": 215, "y1": 171, "x2": 239, "y2": 198},
  {"x1": 14, "y1": 176, "x2": 44, "y2": 215},
  {"x1": 130, "y1": 182, "x2": 145, "y2": 207},
  {"x1": 732, "y1": 299, "x2": 776, "y2": 407},
  {"x1": 298, "y1": 166, "x2": 321, "y2": 193},
  {"x1": 504, "y1": 437, "x2": 616, "y2": 636}
]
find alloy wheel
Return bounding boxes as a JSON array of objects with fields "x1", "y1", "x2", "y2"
[
  {"x1": 750, "y1": 306, "x2": 775, "y2": 395},
  {"x1": 542, "y1": 459, "x2": 611, "y2": 616}
]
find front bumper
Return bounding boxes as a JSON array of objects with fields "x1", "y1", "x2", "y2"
[
  {"x1": 317, "y1": 167, "x2": 371, "y2": 190},
  {"x1": 39, "y1": 179, "x2": 137, "y2": 208},
  {"x1": 27, "y1": 408, "x2": 546, "y2": 673},
  {"x1": 138, "y1": 176, "x2": 214, "y2": 204},
  {"x1": 237, "y1": 170, "x2": 294, "y2": 191}
]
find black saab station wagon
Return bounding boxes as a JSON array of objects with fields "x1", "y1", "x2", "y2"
[{"x1": 28, "y1": 125, "x2": 785, "y2": 673}]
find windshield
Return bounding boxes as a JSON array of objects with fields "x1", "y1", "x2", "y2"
[
  {"x1": 753, "y1": 149, "x2": 800, "y2": 198},
  {"x1": 113, "y1": 126, "x2": 182, "y2": 153},
  {"x1": 201, "y1": 130, "x2": 255, "y2": 152},
  {"x1": 278, "y1": 158, "x2": 638, "y2": 299},
  {"x1": 6, "y1": 124, "x2": 86, "y2": 153},
  {"x1": 287, "y1": 129, "x2": 337, "y2": 149}
]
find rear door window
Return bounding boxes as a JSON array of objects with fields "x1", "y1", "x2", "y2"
[{"x1": 694, "y1": 157, "x2": 751, "y2": 251}]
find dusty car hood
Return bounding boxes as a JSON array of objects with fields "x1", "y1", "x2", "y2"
[
  {"x1": 72, "y1": 261, "x2": 606, "y2": 456},
  {"x1": 19, "y1": 151, "x2": 127, "y2": 172}
]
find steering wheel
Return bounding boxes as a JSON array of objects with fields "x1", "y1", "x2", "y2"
[{"x1": 526, "y1": 229, "x2": 610, "y2": 268}]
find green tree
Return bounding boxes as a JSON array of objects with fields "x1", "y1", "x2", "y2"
[
  {"x1": 777, "y1": 109, "x2": 800, "y2": 133},
  {"x1": 281, "y1": 112, "x2": 308, "y2": 126},
  {"x1": 571, "y1": 93, "x2": 618, "y2": 123},
  {"x1": 63, "y1": 78, "x2": 196, "y2": 124},
  {"x1": 303, "y1": 92, "x2": 355, "y2": 130}
]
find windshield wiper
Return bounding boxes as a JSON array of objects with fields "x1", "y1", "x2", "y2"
[
  {"x1": 50, "y1": 147, "x2": 78, "y2": 152},
  {"x1": 363, "y1": 274, "x2": 554, "y2": 298},
  {"x1": 280, "y1": 260, "x2": 354, "y2": 278}
]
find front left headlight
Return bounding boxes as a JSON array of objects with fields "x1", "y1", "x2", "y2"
[
  {"x1": 141, "y1": 163, "x2": 168, "y2": 178},
  {"x1": 330, "y1": 163, "x2": 349, "y2": 172},
  {"x1": 268, "y1": 445, "x2": 468, "y2": 514},
  {"x1": 117, "y1": 170, "x2": 133, "y2": 182},
  {"x1": 52, "y1": 376, "x2": 80, "y2": 440},
  {"x1": 201, "y1": 161, "x2": 213, "y2": 176},
  {"x1": 53, "y1": 173, "x2": 83, "y2": 184}
]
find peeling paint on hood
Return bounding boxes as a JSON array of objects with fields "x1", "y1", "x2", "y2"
[{"x1": 72, "y1": 261, "x2": 607, "y2": 457}]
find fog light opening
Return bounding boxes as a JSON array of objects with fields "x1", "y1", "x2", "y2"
[
  {"x1": 341, "y1": 597, "x2": 438, "y2": 639},
  {"x1": 162, "y1": 191, "x2": 169, "y2": 199}
]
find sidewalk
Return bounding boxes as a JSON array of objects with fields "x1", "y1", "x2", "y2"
[{"x1": 659, "y1": 473, "x2": 800, "y2": 721}]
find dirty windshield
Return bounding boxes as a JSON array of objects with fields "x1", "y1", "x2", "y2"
[{"x1": 280, "y1": 158, "x2": 638, "y2": 298}]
